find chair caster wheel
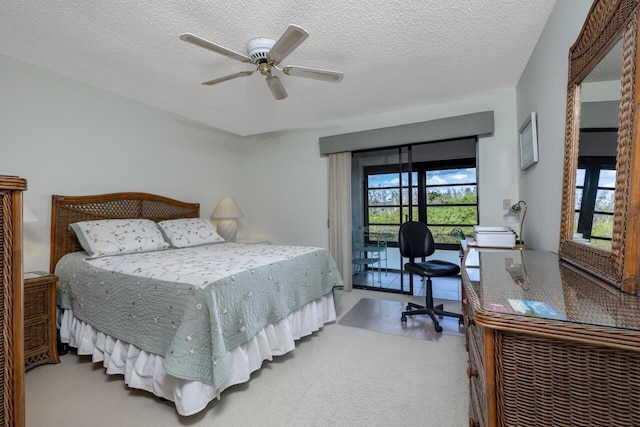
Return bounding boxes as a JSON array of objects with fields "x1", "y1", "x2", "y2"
[
  {"x1": 405, "y1": 305, "x2": 411, "y2": 311},
  {"x1": 401, "y1": 316, "x2": 407, "y2": 323},
  {"x1": 435, "y1": 324, "x2": 443, "y2": 333}
]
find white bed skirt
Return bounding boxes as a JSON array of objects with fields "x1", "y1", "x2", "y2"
[{"x1": 58, "y1": 292, "x2": 336, "y2": 416}]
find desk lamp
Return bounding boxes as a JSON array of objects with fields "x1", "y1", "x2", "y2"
[{"x1": 503, "y1": 200, "x2": 527, "y2": 246}]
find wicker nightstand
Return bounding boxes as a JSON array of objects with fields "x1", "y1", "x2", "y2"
[{"x1": 23, "y1": 271, "x2": 60, "y2": 371}]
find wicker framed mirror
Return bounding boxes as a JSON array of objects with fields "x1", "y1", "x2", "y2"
[{"x1": 558, "y1": 0, "x2": 640, "y2": 294}]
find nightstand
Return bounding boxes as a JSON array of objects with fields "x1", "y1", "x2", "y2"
[{"x1": 23, "y1": 271, "x2": 60, "y2": 371}]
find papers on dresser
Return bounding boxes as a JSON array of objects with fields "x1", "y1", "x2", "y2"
[
  {"x1": 474, "y1": 226, "x2": 512, "y2": 233},
  {"x1": 507, "y1": 299, "x2": 564, "y2": 320},
  {"x1": 472, "y1": 225, "x2": 516, "y2": 248},
  {"x1": 474, "y1": 232, "x2": 516, "y2": 247}
]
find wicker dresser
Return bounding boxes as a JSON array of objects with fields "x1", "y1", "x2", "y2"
[
  {"x1": 462, "y1": 249, "x2": 640, "y2": 427},
  {"x1": 0, "y1": 176, "x2": 26, "y2": 427}
]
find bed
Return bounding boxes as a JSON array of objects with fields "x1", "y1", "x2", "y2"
[{"x1": 50, "y1": 192, "x2": 340, "y2": 416}]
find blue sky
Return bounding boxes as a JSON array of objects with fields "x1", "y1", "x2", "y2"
[
  {"x1": 368, "y1": 168, "x2": 476, "y2": 188},
  {"x1": 576, "y1": 169, "x2": 616, "y2": 188}
]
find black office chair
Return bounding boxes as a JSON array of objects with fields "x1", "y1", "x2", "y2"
[{"x1": 398, "y1": 221, "x2": 463, "y2": 333}]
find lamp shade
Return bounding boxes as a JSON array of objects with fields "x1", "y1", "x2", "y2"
[
  {"x1": 503, "y1": 200, "x2": 527, "y2": 245},
  {"x1": 210, "y1": 197, "x2": 244, "y2": 219},
  {"x1": 210, "y1": 197, "x2": 243, "y2": 242},
  {"x1": 23, "y1": 203, "x2": 39, "y2": 223},
  {"x1": 503, "y1": 210, "x2": 520, "y2": 223},
  {"x1": 503, "y1": 200, "x2": 527, "y2": 222}
]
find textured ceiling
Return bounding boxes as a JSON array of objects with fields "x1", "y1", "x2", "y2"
[{"x1": 0, "y1": 1, "x2": 557, "y2": 136}]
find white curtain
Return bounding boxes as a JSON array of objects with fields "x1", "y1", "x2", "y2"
[{"x1": 328, "y1": 152, "x2": 352, "y2": 291}]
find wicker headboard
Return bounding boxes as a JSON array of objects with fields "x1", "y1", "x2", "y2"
[{"x1": 50, "y1": 192, "x2": 200, "y2": 272}]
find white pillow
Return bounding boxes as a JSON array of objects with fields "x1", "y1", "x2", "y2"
[
  {"x1": 70, "y1": 218, "x2": 170, "y2": 258},
  {"x1": 157, "y1": 218, "x2": 225, "y2": 248}
]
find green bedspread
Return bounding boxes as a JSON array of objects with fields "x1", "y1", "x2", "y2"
[{"x1": 55, "y1": 243, "x2": 341, "y2": 392}]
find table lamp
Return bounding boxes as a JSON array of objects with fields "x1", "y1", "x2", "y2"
[{"x1": 210, "y1": 197, "x2": 243, "y2": 242}]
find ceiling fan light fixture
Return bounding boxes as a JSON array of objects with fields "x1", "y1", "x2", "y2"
[{"x1": 247, "y1": 38, "x2": 276, "y2": 62}]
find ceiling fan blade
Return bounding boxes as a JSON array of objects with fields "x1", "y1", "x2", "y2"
[
  {"x1": 282, "y1": 65, "x2": 344, "y2": 82},
  {"x1": 268, "y1": 25, "x2": 309, "y2": 64},
  {"x1": 180, "y1": 33, "x2": 253, "y2": 64},
  {"x1": 266, "y1": 75, "x2": 288, "y2": 100},
  {"x1": 202, "y1": 71, "x2": 254, "y2": 86}
]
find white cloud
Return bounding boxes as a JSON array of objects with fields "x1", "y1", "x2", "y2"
[
  {"x1": 427, "y1": 175, "x2": 446, "y2": 185},
  {"x1": 450, "y1": 173, "x2": 468, "y2": 181}
]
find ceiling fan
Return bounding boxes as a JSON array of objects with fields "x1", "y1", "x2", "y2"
[{"x1": 180, "y1": 24, "x2": 344, "y2": 100}]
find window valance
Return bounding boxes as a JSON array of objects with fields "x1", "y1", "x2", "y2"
[{"x1": 319, "y1": 110, "x2": 494, "y2": 155}]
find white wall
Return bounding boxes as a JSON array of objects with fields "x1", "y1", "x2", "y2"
[
  {"x1": 0, "y1": 54, "x2": 244, "y2": 271},
  {"x1": 515, "y1": 1, "x2": 591, "y2": 251},
  {"x1": 240, "y1": 89, "x2": 521, "y2": 248},
  {"x1": 235, "y1": 128, "x2": 332, "y2": 247}
]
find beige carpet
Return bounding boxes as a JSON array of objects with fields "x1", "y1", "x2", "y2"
[
  {"x1": 26, "y1": 289, "x2": 469, "y2": 427},
  {"x1": 338, "y1": 297, "x2": 465, "y2": 341}
]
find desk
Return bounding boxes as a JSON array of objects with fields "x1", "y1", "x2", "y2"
[{"x1": 461, "y1": 249, "x2": 640, "y2": 427}]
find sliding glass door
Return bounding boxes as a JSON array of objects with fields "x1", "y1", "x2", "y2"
[{"x1": 351, "y1": 139, "x2": 478, "y2": 294}]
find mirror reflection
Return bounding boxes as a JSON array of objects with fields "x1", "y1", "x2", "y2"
[{"x1": 573, "y1": 37, "x2": 622, "y2": 251}]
